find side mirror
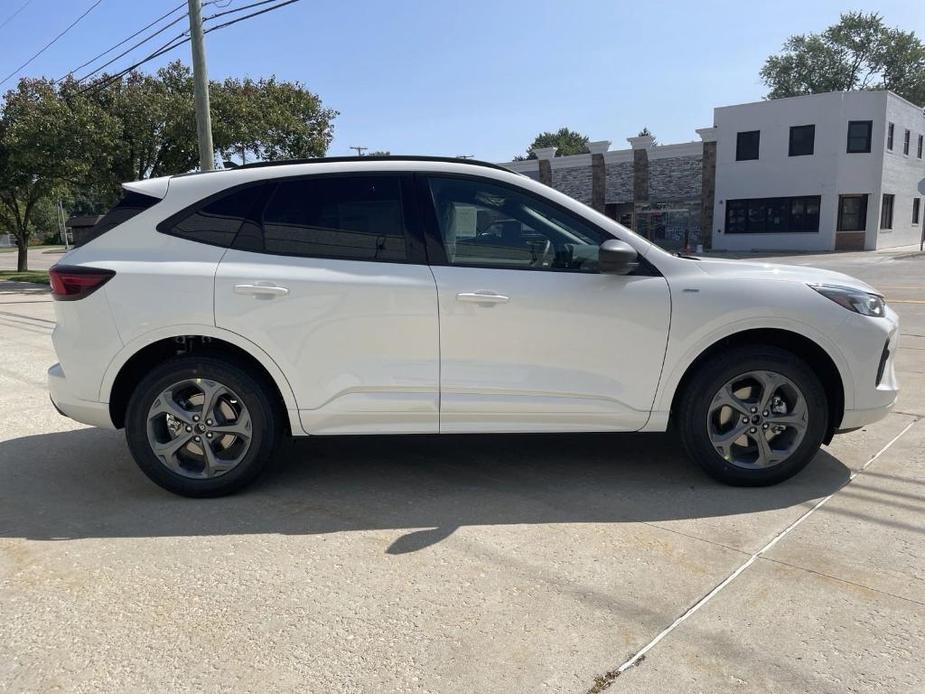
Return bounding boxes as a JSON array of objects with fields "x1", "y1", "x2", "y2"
[{"x1": 598, "y1": 239, "x2": 639, "y2": 275}]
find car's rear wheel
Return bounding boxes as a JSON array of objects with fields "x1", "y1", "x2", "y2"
[
  {"x1": 125, "y1": 356, "x2": 280, "y2": 497},
  {"x1": 677, "y1": 346, "x2": 828, "y2": 486}
]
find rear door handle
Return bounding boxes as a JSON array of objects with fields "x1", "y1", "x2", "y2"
[
  {"x1": 456, "y1": 291, "x2": 510, "y2": 305},
  {"x1": 234, "y1": 283, "x2": 289, "y2": 297}
]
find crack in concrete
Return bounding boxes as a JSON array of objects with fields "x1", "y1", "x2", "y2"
[{"x1": 758, "y1": 556, "x2": 925, "y2": 608}]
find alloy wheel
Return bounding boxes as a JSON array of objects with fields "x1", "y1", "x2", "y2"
[
  {"x1": 146, "y1": 378, "x2": 253, "y2": 479},
  {"x1": 706, "y1": 369, "x2": 809, "y2": 469}
]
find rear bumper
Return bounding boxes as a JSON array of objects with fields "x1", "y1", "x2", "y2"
[{"x1": 48, "y1": 362, "x2": 115, "y2": 429}]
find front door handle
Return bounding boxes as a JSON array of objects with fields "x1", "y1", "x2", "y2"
[
  {"x1": 234, "y1": 283, "x2": 289, "y2": 297},
  {"x1": 456, "y1": 290, "x2": 510, "y2": 305}
]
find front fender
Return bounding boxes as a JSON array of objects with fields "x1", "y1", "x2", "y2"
[{"x1": 652, "y1": 313, "x2": 853, "y2": 421}]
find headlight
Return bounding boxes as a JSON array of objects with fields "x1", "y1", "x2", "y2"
[{"x1": 810, "y1": 284, "x2": 886, "y2": 317}]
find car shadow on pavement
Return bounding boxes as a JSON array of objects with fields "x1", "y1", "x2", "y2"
[{"x1": 0, "y1": 427, "x2": 852, "y2": 552}]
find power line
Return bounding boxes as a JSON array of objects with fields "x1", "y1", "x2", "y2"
[
  {"x1": 0, "y1": 0, "x2": 104, "y2": 88},
  {"x1": 0, "y1": 0, "x2": 32, "y2": 32},
  {"x1": 77, "y1": 0, "x2": 304, "y2": 98},
  {"x1": 71, "y1": 10, "x2": 190, "y2": 84},
  {"x1": 58, "y1": 1, "x2": 187, "y2": 83},
  {"x1": 62, "y1": 0, "x2": 228, "y2": 85},
  {"x1": 203, "y1": 0, "x2": 279, "y2": 22},
  {"x1": 76, "y1": 33, "x2": 191, "y2": 96},
  {"x1": 204, "y1": 0, "x2": 302, "y2": 34}
]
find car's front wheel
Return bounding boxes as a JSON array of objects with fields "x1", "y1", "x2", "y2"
[
  {"x1": 677, "y1": 346, "x2": 828, "y2": 486},
  {"x1": 125, "y1": 356, "x2": 281, "y2": 497}
]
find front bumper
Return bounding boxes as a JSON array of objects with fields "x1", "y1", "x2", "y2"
[
  {"x1": 834, "y1": 306, "x2": 900, "y2": 431},
  {"x1": 838, "y1": 399, "x2": 897, "y2": 430},
  {"x1": 48, "y1": 362, "x2": 115, "y2": 429}
]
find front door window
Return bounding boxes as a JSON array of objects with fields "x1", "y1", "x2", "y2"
[{"x1": 427, "y1": 176, "x2": 608, "y2": 273}]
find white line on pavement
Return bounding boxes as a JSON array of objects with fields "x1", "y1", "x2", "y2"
[{"x1": 610, "y1": 417, "x2": 921, "y2": 680}]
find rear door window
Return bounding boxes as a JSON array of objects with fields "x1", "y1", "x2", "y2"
[
  {"x1": 259, "y1": 176, "x2": 408, "y2": 261},
  {"x1": 162, "y1": 184, "x2": 271, "y2": 248}
]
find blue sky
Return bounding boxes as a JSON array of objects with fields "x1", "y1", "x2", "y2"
[{"x1": 1, "y1": 0, "x2": 922, "y2": 161}]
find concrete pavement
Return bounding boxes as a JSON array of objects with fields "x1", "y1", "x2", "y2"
[{"x1": 0, "y1": 251, "x2": 922, "y2": 693}]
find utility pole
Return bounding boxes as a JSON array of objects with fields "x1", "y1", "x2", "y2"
[
  {"x1": 187, "y1": 0, "x2": 214, "y2": 171},
  {"x1": 57, "y1": 200, "x2": 69, "y2": 250},
  {"x1": 350, "y1": 146, "x2": 367, "y2": 157}
]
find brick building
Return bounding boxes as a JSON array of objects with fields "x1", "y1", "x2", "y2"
[{"x1": 503, "y1": 134, "x2": 710, "y2": 251}]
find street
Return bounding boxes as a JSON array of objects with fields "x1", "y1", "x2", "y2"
[
  {"x1": 0, "y1": 247, "x2": 66, "y2": 272},
  {"x1": 0, "y1": 248, "x2": 923, "y2": 693}
]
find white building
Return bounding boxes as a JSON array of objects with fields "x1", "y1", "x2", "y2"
[
  {"x1": 499, "y1": 90, "x2": 924, "y2": 252},
  {"x1": 706, "y1": 90, "x2": 925, "y2": 251}
]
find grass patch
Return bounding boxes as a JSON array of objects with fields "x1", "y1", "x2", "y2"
[{"x1": 0, "y1": 270, "x2": 49, "y2": 285}]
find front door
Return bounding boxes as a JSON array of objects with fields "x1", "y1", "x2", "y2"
[{"x1": 421, "y1": 174, "x2": 671, "y2": 433}]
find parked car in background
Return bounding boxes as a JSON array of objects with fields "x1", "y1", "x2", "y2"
[{"x1": 47, "y1": 157, "x2": 899, "y2": 496}]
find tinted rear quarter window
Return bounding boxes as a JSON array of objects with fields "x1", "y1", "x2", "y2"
[
  {"x1": 78, "y1": 190, "x2": 160, "y2": 247},
  {"x1": 259, "y1": 176, "x2": 407, "y2": 261}
]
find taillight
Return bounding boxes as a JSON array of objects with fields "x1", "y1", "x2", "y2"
[{"x1": 49, "y1": 265, "x2": 115, "y2": 301}]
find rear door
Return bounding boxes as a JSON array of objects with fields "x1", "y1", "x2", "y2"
[
  {"x1": 214, "y1": 173, "x2": 440, "y2": 435},
  {"x1": 420, "y1": 174, "x2": 671, "y2": 433}
]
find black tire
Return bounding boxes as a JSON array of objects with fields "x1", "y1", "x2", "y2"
[
  {"x1": 677, "y1": 345, "x2": 828, "y2": 486},
  {"x1": 125, "y1": 355, "x2": 281, "y2": 497}
]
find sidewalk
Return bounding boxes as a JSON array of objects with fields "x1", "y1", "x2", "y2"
[{"x1": 694, "y1": 243, "x2": 924, "y2": 263}]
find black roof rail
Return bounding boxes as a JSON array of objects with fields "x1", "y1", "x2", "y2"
[{"x1": 235, "y1": 155, "x2": 510, "y2": 172}]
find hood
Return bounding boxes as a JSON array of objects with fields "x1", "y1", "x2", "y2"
[{"x1": 693, "y1": 257, "x2": 881, "y2": 295}]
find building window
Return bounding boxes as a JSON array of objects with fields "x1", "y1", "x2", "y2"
[
  {"x1": 736, "y1": 131, "x2": 760, "y2": 161},
  {"x1": 904, "y1": 129, "x2": 911, "y2": 155},
  {"x1": 837, "y1": 195, "x2": 868, "y2": 232},
  {"x1": 789, "y1": 124, "x2": 815, "y2": 156},
  {"x1": 887, "y1": 122, "x2": 894, "y2": 150},
  {"x1": 846, "y1": 121, "x2": 872, "y2": 153},
  {"x1": 918, "y1": 134, "x2": 923, "y2": 158},
  {"x1": 880, "y1": 194, "x2": 894, "y2": 229},
  {"x1": 725, "y1": 196, "x2": 820, "y2": 233},
  {"x1": 914, "y1": 198, "x2": 921, "y2": 225}
]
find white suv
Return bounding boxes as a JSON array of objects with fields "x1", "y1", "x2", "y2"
[{"x1": 48, "y1": 157, "x2": 899, "y2": 497}]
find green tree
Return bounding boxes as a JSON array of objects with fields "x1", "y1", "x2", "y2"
[
  {"x1": 761, "y1": 12, "x2": 925, "y2": 105},
  {"x1": 0, "y1": 78, "x2": 111, "y2": 270},
  {"x1": 0, "y1": 62, "x2": 338, "y2": 269},
  {"x1": 29, "y1": 195, "x2": 65, "y2": 244},
  {"x1": 522, "y1": 127, "x2": 589, "y2": 159},
  {"x1": 61, "y1": 65, "x2": 196, "y2": 213},
  {"x1": 638, "y1": 127, "x2": 657, "y2": 145},
  {"x1": 212, "y1": 73, "x2": 337, "y2": 164},
  {"x1": 79, "y1": 62, "x2": 336, "y2": 194}
]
